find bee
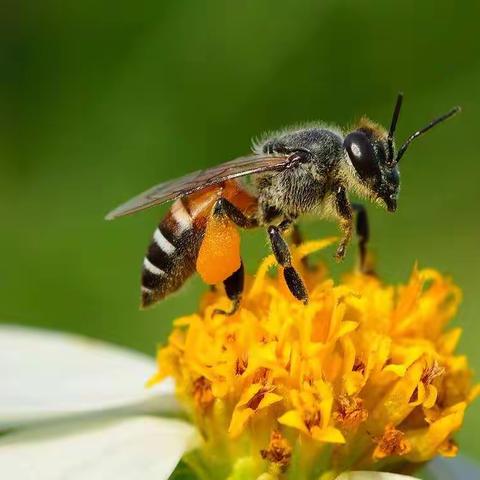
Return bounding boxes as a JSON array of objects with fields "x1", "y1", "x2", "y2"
[{"x1": 106, "y1": 94, "x2": 459, "y2": 315}]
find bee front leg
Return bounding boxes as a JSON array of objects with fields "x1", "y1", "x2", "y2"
[
  {"x1": 267, "y1": 225, "x2": 309, "y2": 304},
  {"x1": 334, "y1": 185, "x2": 353, "y2": 262},
  {"x1": 352, "y1": 203, "x2": 370, "y2": 273}
]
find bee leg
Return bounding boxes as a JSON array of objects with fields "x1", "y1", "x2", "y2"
[
  {"x1": 213, "y1": 198, "x2": 258, "y2": 228},
  {"x1": 291, "y1": 224, "x2": 303, "y2": 245},
  {"x1": 334, "y1": 185, "x2": 353, "y2": 261},
  {"x1": 268, "y1": 225, "x2": 309, "y2": 304},
  {"x1": 281, "y1": 221, "x2": 313, "y2": 270},
  {"x1": 262, "y1": 142, "x2": 312, "y2": 165},
  {"x1": 213, "y1": 261, "x2": 244, "y2": 316},
  {"x1": 352, "y1": 203, "x2": 370, "y2": 273}
]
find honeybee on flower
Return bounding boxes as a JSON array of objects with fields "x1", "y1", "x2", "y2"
[
  {"x1": 106, "y1": 94, "x2": 459, "y2": 317},
  {"x1": 0, "y1": 238, "x2": 478, "y2": 479}
]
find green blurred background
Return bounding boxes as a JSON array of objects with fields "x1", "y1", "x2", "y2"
[{"x1": 2, "y1": 0, "x2": 479, "y2": 461}]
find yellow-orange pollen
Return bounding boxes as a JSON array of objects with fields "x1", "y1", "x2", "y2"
[
  {"x1": 193, "y1": 376, "x2": 215, "y2": 411},
  {"x1": 260, "y1": 430, "x2": 293, "y2": 471},
  {"x1": 373, "y1": 425, "x2": 411, "y2": 460},
  {"x1": 333, "y1": 395, "x2": 369, "y2": 429}
]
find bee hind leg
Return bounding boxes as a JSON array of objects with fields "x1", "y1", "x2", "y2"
[
  {"x1": 213, "y1": 198, "x2": 258, "y2": 228},
  {"x1": 211, "y1": 198, "x2": 255, "y2": 316},
  {"x1": 268, "y1": 225, "x2": 309, "y2": 304},
  {"x1": 213, "y1": 261, "x2": 244, "y2": 316}
]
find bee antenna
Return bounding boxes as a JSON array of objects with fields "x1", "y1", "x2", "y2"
[
  {"x1": 395, "y1": 105, "x2": 461, "y2": 163},
  {"x1": 388, "y1": 93, "x2": 404, "y2": 143},
  {"x1": 386, "y1": 93, "x2": 404, "y2": 164}
]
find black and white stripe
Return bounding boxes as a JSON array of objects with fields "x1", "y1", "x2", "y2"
[
  {"x1": 170, "y1": 198, "x2": 193, "y2": 235},
  {"x1": 141, "y1": 199, "x2": 203, "y2": 308}
]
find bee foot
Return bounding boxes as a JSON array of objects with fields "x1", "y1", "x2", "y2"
[
  {"x1": 335, "y1": 244, "x2": 347, "y2": 262},
  {"x1": 212, "y1": 298, "x2": 240, "y2": 317}
]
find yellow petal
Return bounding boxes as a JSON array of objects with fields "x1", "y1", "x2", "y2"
[
  {"x1": 336, "y1": 321, "x2": 359, "y2": 339},
  {"x1": 294, "y1": 237, "x2": 338, "y2": 260},
  {"x1": 247, "y1": 255, "x2": 276, "y2": 299},
  {"x1": 228, "y1": 408, "x2": 254, "y2": 438},
  {"x1": 423, "y1": 385, "x2": 438, "y2": 409},
  {"x1": 405, "y1": 402, "x2": 466, "y2": 462},
  {"x1": 237, "y1": 384, "x2": 262, "y2": 408},
  {"x1": 257, "y1": 392, "x2": 283, "y2": 410},
  {"x1": 369, "y1": 359, "x2": 424, "y2": 430},
  {"x1": 311, "y1": 426, "x2": 346, "y2": 444},
  {"x1": 437, "y1": 328, "x2": 462, "y2": 355},
  {"x1": 344, "y1": 371, "x2": 364, "y2": 396},
  {"x1": 278, "y1": 410, "x2": 309, "y2": 434},
  {"x1": 468, "y1": 383, "x2": 480, "y2": 403},
  {"x1": 383, "y1": 364, "x2": 407, "y2": 377},
  {"x1": 211, "y1": 381, "x2": 229, "y2": 399},
  {"x1": 173, "y1": 314, "x2": 199, "y2": 327}
]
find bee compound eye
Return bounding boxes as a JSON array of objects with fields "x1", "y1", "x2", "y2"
[{"x1": 344, "y1": 131, "x2": 379, "y2": 178}]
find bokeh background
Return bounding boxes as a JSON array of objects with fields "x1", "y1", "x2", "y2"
[{"x1": 2, "y1": 0, "x2": 479, "y2": 463}]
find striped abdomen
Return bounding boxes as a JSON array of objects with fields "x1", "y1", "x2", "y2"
[{"x1": 140, "y1": 191, "x2": 216, "y2": 308}]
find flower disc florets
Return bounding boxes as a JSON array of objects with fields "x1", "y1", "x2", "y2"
[{"x1": 150, "y1": 238, "x2": 478, "y2": 479}]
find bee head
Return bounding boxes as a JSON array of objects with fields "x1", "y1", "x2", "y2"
[
  {"x1": 344, "y1": 93, "x2": 460, "y2": 212},
  {"x1": 343, "y1": 117, "x2": 399, "y2": 212}
]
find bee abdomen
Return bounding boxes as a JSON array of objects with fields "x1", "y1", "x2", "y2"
[{"x1": 141, "y1": 198, "x2": 204, "y2": 308}]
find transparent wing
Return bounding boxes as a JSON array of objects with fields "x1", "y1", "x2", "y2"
[{"x1": 105, "y1": 154, "x2": 289, "y2": 220}]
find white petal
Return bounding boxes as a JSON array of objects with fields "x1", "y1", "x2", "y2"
[
  {"x1": 335, "y1": 473, "x2": 418, "y2": 480},
  {"x1": 0, "y1": 325, "x2": 179, "y2": 428},
  {"x1": 0, "y1": 416, "x2": 198, "y2": 480}
]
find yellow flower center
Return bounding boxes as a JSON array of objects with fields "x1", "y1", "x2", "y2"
[{"x1": 149, "y1": 238, "x2": 479, "y2": 479}]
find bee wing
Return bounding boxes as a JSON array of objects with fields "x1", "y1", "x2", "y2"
[{"x1": 105, "y1": 154, "x2": 290, "y2": 220}]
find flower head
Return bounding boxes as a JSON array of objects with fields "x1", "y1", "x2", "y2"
[{"x1": 150, "y1": 238, "x2": 479, "y2": 479}]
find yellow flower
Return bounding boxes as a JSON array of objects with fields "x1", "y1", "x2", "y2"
[
  {"x1": 149, "y1": 238, "x2": 479, "y2": 479},
  {"x1": 278, "y1": 380, "x2": 345, "y2": 444}
]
